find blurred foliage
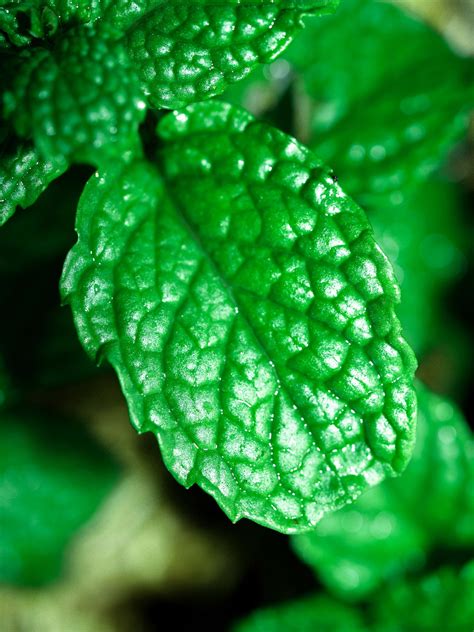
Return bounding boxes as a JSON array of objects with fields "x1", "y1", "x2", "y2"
[
  {"x1": 234, "y1": 561, "x2": 474, "y2": 631},
  {"x1": 0, "y1": 409, "x2": 119, "y2": 586}
]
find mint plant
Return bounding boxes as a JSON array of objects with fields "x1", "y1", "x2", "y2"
[{"x1": 0, "y1": 0, "x2": 473, "y2": 626}]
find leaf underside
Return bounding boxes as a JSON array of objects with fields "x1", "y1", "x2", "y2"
[{"x1": 61, "y1": 102, "x2": 417, "y2": 534}]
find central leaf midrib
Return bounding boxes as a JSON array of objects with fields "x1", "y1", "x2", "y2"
[{"x1": 159, "y1": 179, "x2": 349, "y2": 483}]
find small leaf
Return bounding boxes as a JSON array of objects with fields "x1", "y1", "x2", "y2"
[
  {"x1": 0, "y1": 409, "x2": 119, "y2": 585},
  {"x1": 104, "y1": 0, "x2": 339, "y2": 109},
  {"x1": 292, "y1": 383, "x2": 474, "y2": 599},
  {"x1": 62, "y1": 102, "x2": 416, "y2": 533},
  {"x1": 0, "y1": 133, "x2": 67, "y2": 227},
  {"x1": 369, "y1": 179, "x2": 467, "y2": 354},
  {"x1": 372, "y1": 562, "x2": 474, "y2": 632},
  {"x1": 3, "y1": 24, "x2": 146, "y2": 164}
]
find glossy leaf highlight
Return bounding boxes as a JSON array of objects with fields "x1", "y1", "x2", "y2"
[{"x1": 62, "y1": 102, "x2": 417, "y2": 534}]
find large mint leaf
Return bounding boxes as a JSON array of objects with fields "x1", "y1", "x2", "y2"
[
  {"x1": 3, "y1": 25, "x2": 146, "y2": 164},
  {"x1": 0, "y1": 410, "x2": 118, "y2": 586},
  {"x1": 285, "y1": 0, "x2": 473, "y2": 206},
  {"x1": 61, "y1": 102, "x2": 416, "y2": 534},
  {"x1": 0, "y1": 133, "x2": 67, "y2": 227},
  {"x1": 104, "y1": 0, "x2": 339, "y2": 109},
  {"x1": 292, "y1": 383, "x2": 474, "y2": 600}
]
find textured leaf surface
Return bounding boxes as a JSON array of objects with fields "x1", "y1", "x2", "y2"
[
  {"x1": 286, "y1": 0, "x2": 473, "y2": 206},
  {"x1": 0, "y1": 133, "x2": 67, "y2": 227},
  {"x1": 292, "y1": 383, "x2": 474, "y2": 599},
  {"x1": 0, "y1": 410, "x2": 118, "y2": 585},
  {"x1": 104, "y1": 0, "x2": 339, "y2": 109},
  {"x1": 3, "y1": 25, "x2": 146, "y2": 164},
  {"x1": 62, "y1": 102, "x2": 416, "y2": 533},
  {"x1": 234, "y1": 595, "x2": 365, "y2": 632}
]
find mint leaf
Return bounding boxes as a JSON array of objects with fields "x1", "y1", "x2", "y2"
[
  {"x1": 0, "y1": 133, "x2": 67, "y2": 227},
  {"x1": 234, "y1": 595, "x2": 365, "y2": 632},
  {"x1": 104, "y1": 0, "x2": 339, "y2": 109},
  {"x1": 286, "y1": 0, "x2": 473, "y2": 206},
  {"x1": 0, "y1": 409, "x2": 118, "y2": 585},
  {"x1": 292, "y1": 383, "x2": 474, "y2": 599},
  {"x1": 61, "y1": 102, "x2": 416, "y2": 533},
  {"x1": 3, "y1": 25, "x2": 146, "y2": 164}
]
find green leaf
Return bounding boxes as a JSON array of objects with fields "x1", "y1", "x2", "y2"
[
  {"x1": 0, "y1": 1, "x2": 106, "y2": 47},
  {"x1": 369, "y1": 179, "x2": 467, "y2": 354},
  {"x1": 372, "y1": 562, "x2": 474, "y2": 632},
  {"x1": 103, "y1": 0, "x2": 339, "y2": 109},
  {"x1": 3, "y1": 24, "x2": 146, "y2": 164},
  {"x1": 0, "y1": 409, "x2": 119, "y2": 586},
  {"x1": 292, "y1": 383, "x2": 474, "y2": 599},
  {"x1": 233, "y1": 562, "x2": 474, "y2": 632},
  {"x1": 61, "y1": 102, "x2": 416, "y2": 534},
  {"x1": 0, "y1": 133, "x2": 67, "y2": 227},
  {"x1": 233, "y1": 594, "x2": 365, "y2": 632},
  {"x1": 285, "y1": 0, "x2": 473, "y2": 205}
]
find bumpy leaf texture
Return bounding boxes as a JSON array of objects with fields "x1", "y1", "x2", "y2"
[
  {"x1": 0, "y1": 410, "x2": 118, "y2": 585},
  {"x1": 61, "y1": 102, "x2": 417, "y2": 533},
  {"x1": 0, "y1": 131, "x2": 67, "y2": 226},
  {"x1": 292, "y1": 383, "x2": 474, "y2": 599},
  {"x1": 285, "y1": 0, "x2": 473, "y2": 207},
  {"x1": 109, "y1": 0, "x2": 339, "y2": 109},
  {"x1": 3, "y1": 25, "x2": 146, "y2": 164},
  {"x1": 234, "y1": 562, "x2": 474, "y2": 632}
]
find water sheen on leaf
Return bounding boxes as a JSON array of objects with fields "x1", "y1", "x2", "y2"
[
  {"x1": 3, "y1": 24, "x2": 146, "y2": 165},
  {"x1": 292, "y1": 383, "x2": 474, "y2": 599},
  {"x1": 61, "y1": 102, "x2": 416, "y2": 534}
]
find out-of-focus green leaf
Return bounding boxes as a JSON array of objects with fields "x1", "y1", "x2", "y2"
[
  {"x1": 372, "y1": 562, "x2": 474, "y2": 632},
  {"x1": 292, "y1": 383, "x2": 474, "y2": 600},
  {"x1": 0, "y1": 410, "x2": 119, "y2": 586},
  {"x1": 285, "y1": 0, "x2": 473, "y2": 206},
  {"x1": 369, "y1": 179, "x2": 467, "y2": 353},
  {"x1": 233, "y1": 594, "x2": 365, "y2": 632},
  {"x1": 234, "y1": 562, "x2": 474, "y2": 632}
]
